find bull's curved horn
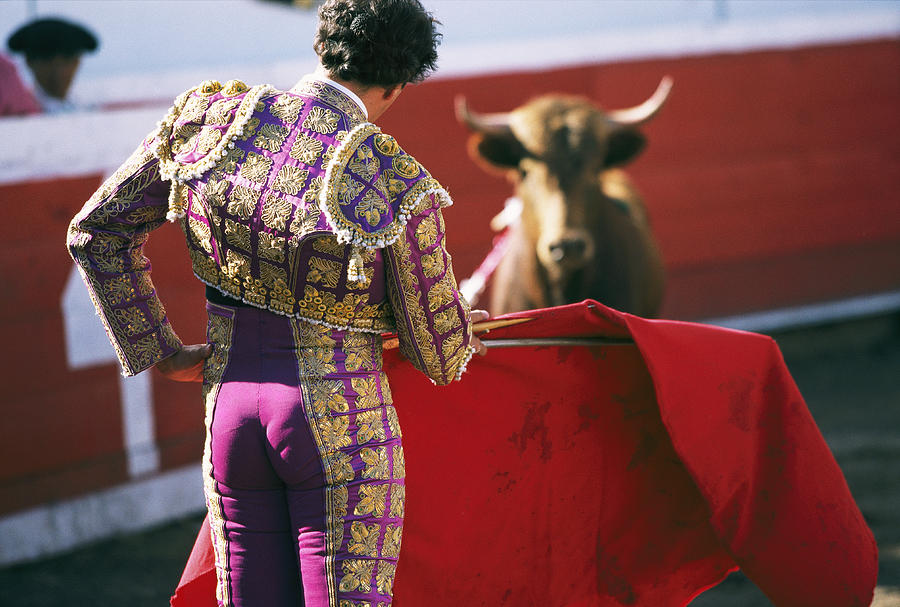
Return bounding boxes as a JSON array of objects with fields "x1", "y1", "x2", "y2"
[
  {"x1": 606, "y1": 76, "x2": 673, "y2": 127},
  {"x1": 455, "y1": 95, "x2": 513, "y2": 135}
]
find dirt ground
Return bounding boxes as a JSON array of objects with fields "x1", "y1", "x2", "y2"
[{"x1": 2, "y1": 314, "x2": 898, "y2": 606}]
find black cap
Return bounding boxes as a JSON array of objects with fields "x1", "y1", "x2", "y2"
[{"x1": 7, "y1": 17, "x2": 99, "y2": 59}]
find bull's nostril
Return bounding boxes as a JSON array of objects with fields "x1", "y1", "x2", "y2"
[{"x1": 548, "y1": 238, "x2": 587, "y2": 262}]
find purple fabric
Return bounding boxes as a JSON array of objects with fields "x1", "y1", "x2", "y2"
[{"x1": 204, "y1": 301, "x2": 403, "y2": 606}]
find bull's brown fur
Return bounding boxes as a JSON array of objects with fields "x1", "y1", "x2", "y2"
[{"x1": 461, "y1": 92, "x2": 667, "y2": 317}]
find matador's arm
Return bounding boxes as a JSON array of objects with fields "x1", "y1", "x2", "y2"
[
  {"x1": 66, "y1": 135, "x2": 183, "y2": 376},
  {"x1": 385, "y1": 193, "x2": 475, "y2": 385}
]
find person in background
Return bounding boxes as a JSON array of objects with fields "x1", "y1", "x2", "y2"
[
  {"x1": 0, "y1": 53, "x2": 40, "y2": 116},
  {"x1": 67, "y1": 0, "x2": 486, "y2": 605},
  {"x1": 7, "y1": 17, "x2": 98, "y2": 114}
]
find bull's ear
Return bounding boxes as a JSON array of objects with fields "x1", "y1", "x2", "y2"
[
  {"x1": 472, "y1": 133, "x2": 529, "y2": 170},
  {"x1": 604, "y1": 128, "x2": 646, "y2": 167}
]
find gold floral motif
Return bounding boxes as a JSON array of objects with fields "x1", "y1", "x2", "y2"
[
  {"x1": 361, "y1": 447, "x2": 390, "y2": 480},
  {"x1": 373, "y1": 133, "x2": 400, "y2": 157},
  {"x1": 339, "y1": 601, "x2": 371, "y2": 607},
  {"x1": 307, "y1": 256, "x2": 342, "y2": 288},
  {"x1": 254, "y1": 123, "x2": 290, "y2": 153},
  {"x1": 227, "y1": 185, "x2": 259, "y2": 219},
  {"x1": 136, "y1": 271, "x2": 154, "y2": 297},
  {"x1": 202, "y1": 177, "x2": 229, "y2": 207},
  {"x1": 259, "y1": 261, "x2": 287, "y2": 287},
  {"x1": 309, "y1": 378, "x2": 349, "y2": 416},
  {"x1": 95, "y1": 254, "x2": 125, "y2": 274},
  {"x1": 303, "y1": 106, "x2": 340, "y2": 134},
  {"x1": 290, "y1": 133, "x2": 324, "y2": 164},
  {"x1": 225, "y1": 249, "x2": 250, "y2": 278},
  {"x1": 290, "y1": 79, "x2": 366, "y2": 125},
  {"x1": 301, "y1": 176, "x2": 324, "y2": 205},
  {"x1": 270, "y1": 94, "x2": 304, "y2": 123},
  {"x1": 381, "y1": 524, "x2": 402, "y2": 559},
  {"x1": 348, "y1": 521, "x2": 380, "y2": 557},
  {"x1": 343, "y1": 335, "x2": 373, "y2": 372},
  {"x1": 102, "y1": 275, "x2": 135, "y2": 305},
  {"x1": 181, "y1": 95, "x2": 209, "y2": 123},
  {"x1": 356, "y1": 190, "x2": 388, "y2": 227},
  {"x1": 421, "y1": 250, "x2": 445, "y2": 279},
  {"x1": 198, "y1": 80, "x2": 222, "y2": 97},
  {"x1": 338, "y1": 174, "x2": 365, "y2": 206},
  {"x1": 320, "y1": 414, "x2": 352, "y2": 451},
  {"x1": 356, "y1": 408, "x2": 385, "y2": 444},
  {"x1": 238, "y1": 116, "x2": 260, "y2": 141},
  {"x1": 375, "y1": 561, "x2": 397, "y2": 597},
  {"x1": 297, "y1": 348, "x2": 337, "y2": 378},
  {"x1": 260, "y1": 194, "x2": 291, "y2": 230},
  {"x1": 312, "y1": 234, "x2": 345, "y2": 257},
  {"x1": 355, "y1": 483, "x2": 388, "y2": 517},
  {"x1": 339, "y1": 559, "x2": 375, "y2": 593},
  {"x1": 373, "y1": 169, "x2": 406, "y2": 200},
  {"x1": 273, "y1": 165, "x2": 309, "y2": 195},
  {"x1": 434, "y1": 308, "x2": 461, "y2": 334},
  {"x1": 132, "y1": 334, "x2": 164, "y2": 369},
  {"x1": 415, "y1": 214, "x2": 439, "y2": 250},
  {"x1": 240, "y1": 152, "x2": 272, "y2": 184},
  {"x1": 206, "y1": 99, "x2": 239, "y2": 125},
  {"x1": 348, "y1": 144, "x2": 379, "y2": 181},
  {"x1": 190, "y1": 215, "x2": 213, "y2": 252},
  {"x1": 324, "y1": 451, "x2": 355, "y2": 483},
  {"x1": 148, "y1": 297, "x2": 166, "y2": 323},
  {"x1": 351, "y1": 376, "x2": 380, "y2": 410},
  {"x1": 224, "y1": 218, "x2": 252, "y2": 251},
  {"x1": 385, "y1": 406, "x2": 400, "y2": 439},
  {"x1": 258, "y1": 231, "x2": 285, "y2": 262},
  {"x1": 392, "y1": 445, "x2": 405, "y2": 480},
  {"x1": 389, "y1": 483, "x2": 405, "y2": 518},
  {"x1": 391, "y1": 154, "x2": 420, "y2": 179},
  {"x1": 114, "y1": 307, "x2": 149, "y2": 336},
  {"x1": 215, "y1": 147, "x2": 245, "y2": 174},
  {"x1": 296, "y1": 322, "x2": 337, "y2": 348},
  {"x1": 196, "y1": 127, "x2": 222, "y2": 155},
  {"x1": 442, "y1": 329, "x2": 464, "y2": 362}
]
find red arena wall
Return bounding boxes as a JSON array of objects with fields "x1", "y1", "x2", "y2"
[{"x1": 1, "y1": 38, "x2": 898, "y2": 521}]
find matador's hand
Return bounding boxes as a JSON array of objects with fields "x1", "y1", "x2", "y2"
[
  {"x1": 470, "y1": 309, "x2": 490, "y2": 356},
  {"x1": 154, "y1": 343, "x2": 213, "y2": 382}
]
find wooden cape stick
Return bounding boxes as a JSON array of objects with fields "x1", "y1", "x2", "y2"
[{"x1": 382, "y1": 317, "x2": 633, "y2": 350}]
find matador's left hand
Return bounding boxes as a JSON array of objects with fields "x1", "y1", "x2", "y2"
[{"x1": 154, "y1": 343, "x2": 213, "y2": 382}]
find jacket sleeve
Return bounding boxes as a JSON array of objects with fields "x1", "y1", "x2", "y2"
[
  {"x1": 66, "y1": 136, "x2": 183, "y2": 376},
  {"x1": 385, "y1": 194, "x2": 475, "y2": 385}
]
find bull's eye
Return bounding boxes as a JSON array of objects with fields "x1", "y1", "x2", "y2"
[{"x1": 517, "y1": 165, "x2": 528, "y2": 179}]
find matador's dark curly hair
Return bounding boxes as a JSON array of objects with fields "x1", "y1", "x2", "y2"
[{"x1": 314, "y1": 0, "x2": 441, "y2": 88}]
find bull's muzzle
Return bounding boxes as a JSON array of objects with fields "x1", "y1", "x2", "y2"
[{"x1": 539, "y1": 229, "x2": 594, "y2": 269}]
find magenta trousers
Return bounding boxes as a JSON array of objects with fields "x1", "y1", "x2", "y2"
[{"x1": 202, "y1": 301, "x2": 405, "y2": 607}]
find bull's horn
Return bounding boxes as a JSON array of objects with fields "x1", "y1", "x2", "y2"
[
  {"x1": 606, "y1": 76, "x2": 673, "y2": 127},
  {"x1": 455, "y1": 95, "x2": 513, "y2": 135}
]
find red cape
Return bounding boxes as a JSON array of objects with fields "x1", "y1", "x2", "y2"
[{"x1": 171, "y1": 301, "x2": 876, "y2": 607}]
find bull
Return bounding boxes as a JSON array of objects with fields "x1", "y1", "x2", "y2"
[{"x1": 456, "y1": 78, "x2": 671, "y2": 317}]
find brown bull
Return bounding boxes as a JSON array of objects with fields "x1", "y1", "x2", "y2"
[{"x1": 457, "y1": 78, "x2": 671, "y2": 317}]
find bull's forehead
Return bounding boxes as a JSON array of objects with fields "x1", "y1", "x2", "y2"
[{"x1": 509, "y1": 96, "x2": 609, "y2": 158}]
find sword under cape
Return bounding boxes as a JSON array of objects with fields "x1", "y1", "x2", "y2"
[{"x1": 382, "y1": 317, "x2": 633, "y2": 350}]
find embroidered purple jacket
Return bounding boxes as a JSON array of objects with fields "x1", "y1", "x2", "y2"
[{"x1": 67, "y1": 77, "x2": 474, "y2": 384}]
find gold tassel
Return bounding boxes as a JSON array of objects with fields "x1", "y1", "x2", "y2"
[
  {"x1": 347, "y1": 245, "x2": 365, "y2": 285},
  {"x1": 167, "y1": 182, "x2": 187, "y2": 222}
]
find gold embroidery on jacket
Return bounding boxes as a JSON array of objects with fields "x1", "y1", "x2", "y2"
[
  {"x1": 348, "y1": 144, "x2": 379, "y2": 180},
  {"x1": 415, "y1": 215, "x2": 439, "y2": 250},
  {"x1": 351, "y1": 376, "x2": 380, "y2": 410},
  {"x1": 207, "y1": 99, "x2": 239, "y2": 125},
  {"x1": 240, "y1": 152, "x2": 272, "y2": 184},
  {"x1": 254, "y1": 123, "x2": 289, "y2": 153},
  {"x1": 308, "y1": 256, "x2": 342, "y2": 288},
  {"x1": 421, "y1": 250, "x2": 445, "y2": 279},
  {"x1": 290, "y1": 133, "x2": 324, "y2": 164},
  {"x1": 391, "y1": 154, "x2": 420, "y2": 179},
  {"x1": 392, "y1": 445, "x2": 405, "y2": 480},
  {"x1": 338, "y1": 174, "x2": 365, "y2": 205},
  {"x1": 273, "y1": 165, "x2": 309, "y2": 195},
  {"x1": 226, "y1": 185, "x2": 259, "y2": 219},
  {"x1": 356, "y1": 409, "x2": 385, "y2": 444},
  {"x1": 381, "y1": 524, "x2": 402, "y2": 559},
  {"x1": 270, "y1": 95, "x2": 304, "y2": 123},
  {"x1": 196, "y1": 128, "x2": 222, "y2": 155},
  {"x1": 356, "y1": 190, "x2": 388, "y2": 226},
  {"x1": 202, "y1": 177, "x2": 229, "y2": 207},
  {"x1": 258, "y1": 231, "x2": 286, "y2": 262},
  {"x1": 190, "y1": 216, "x2": 214, "y2": 253},
  {"x1": 372, "y1": 133, "x2": 400, "y2": 157},
  {"x1": 261, "y1": 194, "x2": 291, "y2": 230},
  {"x1": 304, "y1": 106, "x2": 339, "y2": 134},
  {"x1": 114, "y1": 308, "x2": 149, "y2": 336},
  {"x1": 434, "y1": 308, "x2": 461, "y2": 334},
  {"x1": 224, "y1": 218, "x2": 252, "y2": 251}
]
